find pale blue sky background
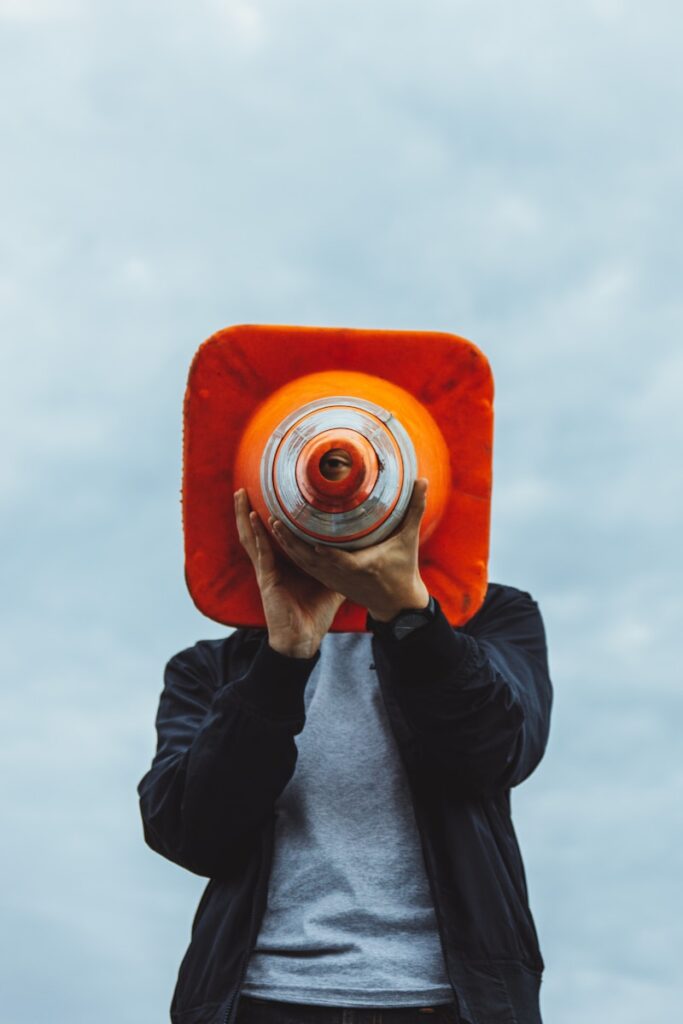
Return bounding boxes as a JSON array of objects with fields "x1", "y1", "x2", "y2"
[{"x1": 1, "y1": 1, "x2": 681, "y2": 1022}]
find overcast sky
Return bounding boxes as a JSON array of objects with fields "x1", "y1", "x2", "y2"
[{"x1": 1, "y1": 1, "x2": 681, "y2": 1022}]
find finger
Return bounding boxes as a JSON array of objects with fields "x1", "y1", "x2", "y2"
[
  {"x1": 312, "y1": 542, "x2": 355, "y2": 572},
  {"x1": 270, "y1": 518, "x2": 335, "y2": 583},
  {"x1": 233, "y1": 489, "x2": 258, "y2": 563},
  {"x1": 269, "y1": 517, "x2": 315, "y2": 567},
  {"x1": 399, "y1": 478, "x2": 429, "y2": 538},
  {"x1": 249, "y1": 510, "x2": 276, "y2": 574}
]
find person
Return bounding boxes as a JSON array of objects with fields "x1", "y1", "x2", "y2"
[{"x1": 137, "y1": 478, "x2": 553, "y2": 1024}]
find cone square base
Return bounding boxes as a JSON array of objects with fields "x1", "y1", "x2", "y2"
[{"x1": 183, "y1": 324, "x2": 493, "y2": 631}]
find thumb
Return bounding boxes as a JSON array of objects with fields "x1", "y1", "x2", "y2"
[{"x1": 401, "y1": 478, "x2": 429, "y2": 537}]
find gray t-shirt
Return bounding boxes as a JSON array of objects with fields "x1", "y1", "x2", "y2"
[{"x1": 241, "y1": 631, "x2": 453, "y2": 1008}]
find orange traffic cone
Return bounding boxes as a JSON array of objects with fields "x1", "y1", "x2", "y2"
[{"x1": 182, "y1": 324, "x2": 493, "y2": 631}]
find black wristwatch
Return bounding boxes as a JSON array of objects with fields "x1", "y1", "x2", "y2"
[{"x1": 367, "y1": 594, "x2": 437, "y2": 640}]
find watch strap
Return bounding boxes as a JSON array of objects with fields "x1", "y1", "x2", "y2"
[{"x1": 366, "y1": 594, "x2": 436, "y2": 640}]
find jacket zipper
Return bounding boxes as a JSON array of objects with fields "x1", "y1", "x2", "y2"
[
  {"x1": 220, "y1": 819, "x2": 276, "y2": 1024},
  {"x1": 405, "y1": 772, "x2": 469, "y2": 1024},
  {"x1": 221, "y1": 944, "x2": 251, "y2": 1024},
  {"x1": 372, "y1": 640, "x2": 469, "y2": 1024}
]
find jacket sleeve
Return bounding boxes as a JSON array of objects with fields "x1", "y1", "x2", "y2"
[
  {"x1": 136, "y1": 632, "x2": 320, "y2": 878},
  {"x1": 370, "y1": 586, "x2": 553, "y2": 797}
]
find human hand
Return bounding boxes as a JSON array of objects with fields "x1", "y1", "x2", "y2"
[
  {"x1": 234, "y1": 489, "x2": 346, "y2": 658},
  {"x1": 269, "y1": 478, "x2": 430, "y2": 622}
]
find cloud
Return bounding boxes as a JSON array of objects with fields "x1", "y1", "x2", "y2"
[
  {"x1": 211, "y1": 0, "x2": 267, "y2": 48},
  {"x1": 1, "y1": 2, "x2": 682, "y2": 1022},
  {"x1": 0, "y1": 0, "x2": 83, "y2": 21}
]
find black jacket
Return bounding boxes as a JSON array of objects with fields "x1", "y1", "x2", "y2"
[{"x1": 137, "y1": 582, "x2": 553, "y2": 1024}]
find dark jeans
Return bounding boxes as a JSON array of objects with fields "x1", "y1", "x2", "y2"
[{"x1": 235, "y1": 994, "x2": 461, "y2": 1024}]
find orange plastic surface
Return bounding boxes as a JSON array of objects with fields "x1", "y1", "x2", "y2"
[{"x1": 182, "y1": 324, "x2": 494, "y2": 631}]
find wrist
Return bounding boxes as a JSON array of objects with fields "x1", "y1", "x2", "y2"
[
  {"x1": 268, "y1": 635, "x2": 320, "y2": 659},
  {"x1": 367, "y1": 579, "x2": 430, "y2": 623}
]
